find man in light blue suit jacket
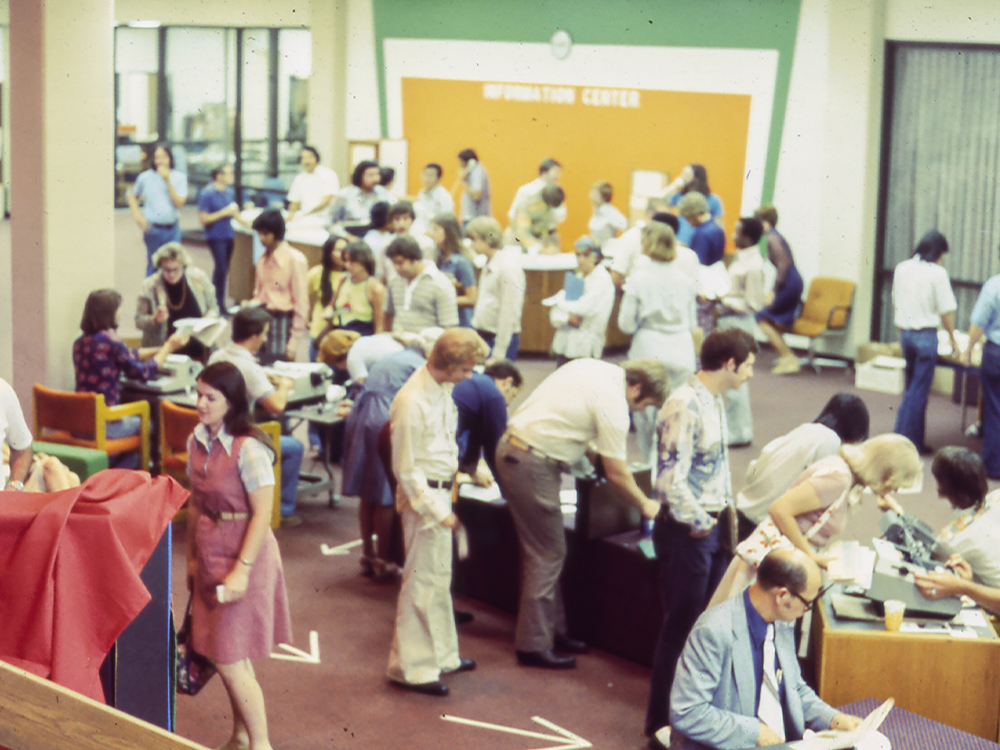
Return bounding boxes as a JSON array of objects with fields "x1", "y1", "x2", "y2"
[{"x1": 668, "y1": 549, "x2": 861, "y2": 749}]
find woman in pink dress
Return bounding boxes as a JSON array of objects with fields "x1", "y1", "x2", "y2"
[{"x1": 186, "y1": 361, "x2": 292, "y2": 750}]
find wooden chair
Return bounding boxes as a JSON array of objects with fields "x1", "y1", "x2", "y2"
[
  {"x1": 259, "y1": 421, "x2": 283, "y2": 530},
  {"x1": 159, "y1": 400, "x2": 200, "y2": 487},
  {"x1": 33, "y1": 385, "x2": 150, "y2": 471},
  {"x1": 789, "y1": 277, "x2": 855, "y2": 372}
]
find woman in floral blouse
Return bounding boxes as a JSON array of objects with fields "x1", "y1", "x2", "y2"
[{"x1": 73, "y1": 288, "x2": 188, "y2": 466}]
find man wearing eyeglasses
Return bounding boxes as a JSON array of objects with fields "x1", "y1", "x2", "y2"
[{"x1": 666, "y1": 548, "x2": 861, "y2": 749}]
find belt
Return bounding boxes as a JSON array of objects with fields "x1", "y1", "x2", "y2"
[
  {"x1": 427, "y1": 479, "x2": 453, "y2": 490},
  {"x1": 198, "y1": 506, "x2": 250, "y2": 525},
  {"x1": 658, "y1": 506, "x2": 724, "y2": 522},
  {"x1": 151, "y1": 222, "x2": 178, "y2": 229},
  {"x1": 502, "y1": 433, "x2": 569, "y2": 471}
]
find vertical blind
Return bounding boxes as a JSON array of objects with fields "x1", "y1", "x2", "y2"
[{"x1": 877, "y1": 44, "x2": 1000, "y2": 340}]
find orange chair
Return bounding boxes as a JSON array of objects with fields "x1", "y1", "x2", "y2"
[
  {"x1": 160, "y1": 400, "x2": 200, "y2": 487},
  {"x1": 789, "y1": 277, "x2": 855, "y2": 372},
  {"x1": 33, "y1": 385, "x2": 150, "y2": 471},
  {"x1": 258, "y1": 421, "x2": 283, "y2": 530}
]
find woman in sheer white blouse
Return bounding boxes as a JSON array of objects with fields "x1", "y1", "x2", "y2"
[{"x1": 618, "y1": 222, "x2": 698, "y2": 465}]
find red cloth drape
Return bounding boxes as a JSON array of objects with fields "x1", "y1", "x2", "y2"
[{"x1": 0, "y1": 470, "x2": 188, "y2": 702}]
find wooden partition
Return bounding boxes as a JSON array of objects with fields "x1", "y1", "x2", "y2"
[{"x1": 0, "y1": 659, "x2": 206, "y2": 750}]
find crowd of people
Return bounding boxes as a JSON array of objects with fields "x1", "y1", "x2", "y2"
[{"x1": 5, "y1": 143, "x2": 999, "y2": 750}]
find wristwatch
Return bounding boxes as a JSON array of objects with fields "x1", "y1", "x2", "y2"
[{"x1": 8, "y1": 480, "x2": 24, "y2": 491}]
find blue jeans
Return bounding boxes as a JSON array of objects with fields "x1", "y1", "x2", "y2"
[
  {"x1": 478, "y1": 331, "x2": 520, "y2": 361},
  {"x1": 645, "y1": 514, "x2": 729, "y2": 737},
  {"x1": 894, "y1": 328, "x2": 938, "y2": 449},
  {"x1": 207, "y1": 237, "x2": 234, "y2": 311},
  {"x1": 143, "y1": 223, "x2": 181, "y2": 276},
  {"x1": 107, "y1": 415, "x2": 142, "y2": 469},
  {"x1": 981, "y1": 342, "x2": 1000, "y2": 477},
  {"x1": 279, "y1": 434, "x2": 304, "y2": 516}
]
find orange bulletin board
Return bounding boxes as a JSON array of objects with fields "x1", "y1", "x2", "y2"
[{"x1": 401, "y1": 78, "x2": 752, "y2": 251}]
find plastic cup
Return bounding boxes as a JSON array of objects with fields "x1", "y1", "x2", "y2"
[{"x1": 884, "y1": 599, "x2": 905, "y2": 632}]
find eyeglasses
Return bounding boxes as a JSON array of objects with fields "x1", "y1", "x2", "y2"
[{"x1": 791, "y1": 582, "x2": 833, "y2": 611}]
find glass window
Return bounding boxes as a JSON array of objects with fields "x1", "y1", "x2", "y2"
[
  {"x1": 165, "y1": 27, "x2": 236, "y2": 198},
  {"x1": 112, "y1": 25, "x2": 310, "y2": 208}
]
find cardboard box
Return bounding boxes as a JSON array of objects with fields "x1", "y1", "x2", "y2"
[{"x1": 855, "y1": 356, "x2": 905, "y2": 395}]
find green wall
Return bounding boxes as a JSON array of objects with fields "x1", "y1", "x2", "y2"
[{"x1": 371, "y1": 0, "x2": 803, "y2": 203}]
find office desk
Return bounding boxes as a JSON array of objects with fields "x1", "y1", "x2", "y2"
[{"x1": 811, "y1": 588, "x2": 1000, "y2": 740}]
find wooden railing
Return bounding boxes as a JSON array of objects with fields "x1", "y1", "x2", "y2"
[{"x1": 0, "y1": 660, "x2": 205, "y2": 750}]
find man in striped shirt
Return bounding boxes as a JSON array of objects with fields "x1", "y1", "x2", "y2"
[{"x1": 384, "y1": 235, "x2": 459, "y2": 333}]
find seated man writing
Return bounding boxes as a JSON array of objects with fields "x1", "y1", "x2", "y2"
[
  {"x1": 668, "y1": 548, "x2": 860, "y2": 749},
  {"x1": 209, "y1": 306, "x2": 305, "y2": 526}
]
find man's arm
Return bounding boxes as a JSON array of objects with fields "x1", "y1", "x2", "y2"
[
  {"x1": 602, "y1": 456, "x2": 659, "y2": 519},
  {"x1": 7, "y1": 446, "x2": 31, "y2": 486},
  {"x1": 286, "y1": 253, "x2": 310, "y2": 358},
  {"x1": 258, "y1": 377, "x2": 292, "y2": 415},
  {"x1": 127, "y1": 186, "x2": 148, "y2": 233},
  {"x1": 435, "y1": 277, "x2": 460, "y2": 328},
  {"x1": 963, "y1": 324, "x2": 985, "y2": 366},
  {"x1": 163, "y1": 168, "x2": 186, "y2": 209}
]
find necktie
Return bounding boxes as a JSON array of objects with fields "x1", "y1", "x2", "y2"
[{"x1": 758, "y1": 623, "x2": 785, "y2": 741}]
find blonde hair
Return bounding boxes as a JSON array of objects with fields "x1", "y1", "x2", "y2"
[
  {"x1": 641, "y1": 222, "x2": 677, "y2": 262},
  {"x1": 427, "y1": 328, "x2": 489, "y2": 371},
  {"x1": 677, "y1": 192, "x2": 708, "y2": 218},
  {"x1": 465, "y1": 216, "x2": 503, "y2": 249},
  {"x1": 152, "y1": 241, "x2": 192, "y2": 268},
  {"x1": 842, "y1": 433, "x2": 921, "y2": 496}
]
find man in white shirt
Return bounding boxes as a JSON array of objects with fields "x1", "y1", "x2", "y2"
[
  {"x1": 385, "y1": 236, "x2": 459, "y2": 333},
  {"x1": 0, "y1": 378, "x2": 33, "y2": 490},
  {"x1": 386, "y1": 328, "x2": 490, "y2": 696},
  {"x1": 467, "y1": 216, "x2": 526, "y2": 360},
  {"x1": 508, "y1": 158, "x2": 566, "y2": 226},
  {"x1": 892, "y1": 230, "x2": 958, "y2": 453},
  {"x1": 209, "y1": 306, "x2": 305, "y2": 525},
  {"x1": 413, "y1": 163, "x2": 454, "y2": 234},
  {"x1": 285, "y1": 145, "x2": 340, "y2": 226},
  {"x1": 495, "y1": 359, "x2": 667, "y2": 669}
]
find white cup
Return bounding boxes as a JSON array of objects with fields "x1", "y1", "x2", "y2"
[{"x1": 884, "y1": 599, "x2": 906, "y2": 632}]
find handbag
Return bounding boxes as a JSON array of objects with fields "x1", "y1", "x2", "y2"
[
  {"x1": 176, "y1": 597, "x2": 216, "y2": 696},
  {"x1": 736, "y1": 493, "x2": 847, "y2": 568}
]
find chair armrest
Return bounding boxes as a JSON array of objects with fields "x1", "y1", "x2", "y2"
[
  {"x1": 826, "y1": 304, "x2": 852, "y2": 330},
  {"x1": 106, "y1": 400, "x2": 151, "y2": 421}
]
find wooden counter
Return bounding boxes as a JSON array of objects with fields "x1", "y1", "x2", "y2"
[{"x1": 811, "y1": 588, "x2": 1000, "y2": 740}]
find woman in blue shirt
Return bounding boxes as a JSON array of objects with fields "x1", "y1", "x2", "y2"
[
  {"x1": 666, "y1": 163, "x2": 724, "y2": 245},
  {"x1": 198, "y1": 164, "x2": 240, "y2": 311},
  {"x1": 428, "y1": 213, "x2": 477, "y2": 327}
]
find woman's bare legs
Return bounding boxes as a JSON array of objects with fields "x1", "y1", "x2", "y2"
[
  {"x1": 757, "y1": 320, "x2": 800, "y2": 373},
  {"x1": 216, "y1": 659, "x2": 271, "y2": 750}
]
